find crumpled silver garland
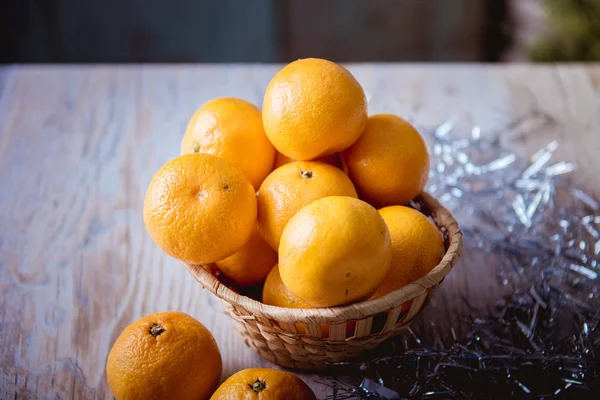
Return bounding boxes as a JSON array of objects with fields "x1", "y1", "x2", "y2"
[
  {"x1": 426, "y1": 115, "x2": 599, "y2": 296},
  {"x1": 322, "y1": 115, "x2": 600, "y2": 399}
]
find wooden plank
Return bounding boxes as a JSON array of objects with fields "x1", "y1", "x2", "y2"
[
  {"x1": 0, "y1": 67, "x2": 11, "y2": 100},
  {"x1": 0, "y1": 64, "x2": 598, "y2": 399}
]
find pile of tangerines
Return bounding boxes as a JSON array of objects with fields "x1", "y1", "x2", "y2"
[{"x1": 106, "y1": 58, "x2": 445, "y2": 400}]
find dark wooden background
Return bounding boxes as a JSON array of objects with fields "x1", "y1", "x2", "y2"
[{"x1": 1, "y1": 0, "x2": 513, "y2": 63}]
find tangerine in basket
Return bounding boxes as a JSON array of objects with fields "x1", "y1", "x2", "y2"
[
  {"x1": 210, "y1": 368, "x2": 316, "y2": 400},
  {"x1": 279, "y1": 196, "x2": 392, "y2": 307},
  {"x1": 261, "y1": 264, "x2": 316, "y2": 335},
  {"x1": 263, "y1": 264, "x2": 312, "y2": 309},
  {"x1": 342, "y1": 114, "x2": 430, "y2": 207},
  {"x1": 181, "y1": 97, "x2": 275, "y2": 190},
  {"x1": 257, "y1": 161, "x2": 357, "y2": 250},
  {"x1": 143, "y1": 154, "x2": 256, "y2": 264},
  {"x1": 263, "y1": 265, "x2": 356, "y2": 338},
  {"x1": 262, "y1": 58, "x2": 367, "y2": 160},
  {"x1": 370, "y1": 206, "x2": 445, "y2": 299},
  {"x1": 215, "y1": 225, "x2": 277, "y2": 288},
  {"x1": 106, "y1": 311, "x2": 222, "y2": 400}
]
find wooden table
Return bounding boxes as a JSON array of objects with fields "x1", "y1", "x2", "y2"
[{"x1": 1, "y1": 64, "x2": 599, "y2": 399}]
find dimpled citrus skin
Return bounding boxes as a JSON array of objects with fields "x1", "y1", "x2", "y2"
[
  {"x1": 215, "y1": 225, "x2": 277, "y2": 288},
  {"x1": 106, "y1": 312, "x2": 222, "y2": 400},
  {"x1": 210, "y1": 368, "x2": 316, "y2": 400},
  {"x1": 342, "y1": 114, "x2": 430, "y2": 207},
  {"x1": 181, "y1": 97, "x2": 275, "y2": 189},
  {"x1": 143, "y1": 153, "x2": 257, "y2": 264},
  {"x1": 370, "y1": 206, "x2": 445, "y2": 299},
  {"x1": 262, "y1": 58, "x2": 368, "y2": 160},
  {"x1": 257, "y1": 161, "x2": 358, "y2": 250},
  {"x1": 279, "y1": 196, "x2": 392, "y2": 307}
]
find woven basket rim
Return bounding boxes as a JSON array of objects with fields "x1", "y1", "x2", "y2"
[{"x1": 184, "y1": 192, "x2": 462, "y2": 324}]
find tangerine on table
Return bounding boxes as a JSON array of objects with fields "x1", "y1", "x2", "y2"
[
  {"x1": 370, "y1": 205, "x2": 445, "y2": 299},
  {"x1": 262, "y1": 58, "x2": 367, "y2": 161},
  {"x1": 210, "y1": 368, "x2": 316, "y2": 400},
  {"x1": 143, "y1": 153, "x2": 257, "y2": 264},
  {"x1": 215, "y1": 225, "x2": 277, "y2": 288},
  {"x1": 181, "y1": 97, "x2": 275, "y2": 190},
  {"x1": 257, "y1": 161, "x2": 358, "y2": 251},
  {"x1": 106, "y1": 312, "x2": 222, "y2": 400},
  {"x1": 342, "y1": 114, "x2": 430, "y2": 207},
  {"x1": 279, "y1": 196, "x2": 392, "y2": 307}
]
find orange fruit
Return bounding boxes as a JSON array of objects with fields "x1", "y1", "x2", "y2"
[
  {"x1": 371, "y1": 206, "x2": 445, "y2": 299},
  {"x1": 279, "y1": 196, "x2": 392, "y2": 307},
  {"x1": 262, "y1": 265, "x2": 356, "y2": 338},
  {"x1": 342, "y1": 114, "x2": 430, "y2": 207},
  {"x1": 215, "y1": 225, "x2": 277, "y2": 288},
  {"x1": 273, "y1": 151, "x2": 340, "y2": 169},
  {"x1": 263, "y1": 265, "x2": 356, "y2": 338},
  {"x1": 262, "y1": 264, "x2": 314, "y2": 336},
  {"x1": 181, "y1": 97, "x2": 275, "y2": 189},
  {"x1": 143, "y1": 153, "x2": 257, "y2": 264},
  {"x1": 262, "y1": 264, "x2": 312, "y2": 309},
  {"x1": 262, "y1": 58, "x2": 367, "y2": 160},
  {"x1": 210, "y1": 368, "x2": 316, "y2": 400},
  {"x1": 106, "y1": 311, "x2": 222, "y2": 400},
  {"x1": 257, "y1": 161, "x2": 357, "y2": 250}
]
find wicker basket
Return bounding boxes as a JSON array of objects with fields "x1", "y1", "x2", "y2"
[{"x1": 184, "y1": 192, "x2": 462, "y2": 370}]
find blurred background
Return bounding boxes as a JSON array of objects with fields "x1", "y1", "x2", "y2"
[{"x1": 1, "y1": 0, "x2": 599, "y2": 63}]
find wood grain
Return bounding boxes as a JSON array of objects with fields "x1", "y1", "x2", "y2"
[{"x1": 0, "y1": 64, "x2": 599, "y2": 399}]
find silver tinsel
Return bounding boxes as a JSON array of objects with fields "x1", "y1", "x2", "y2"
[
  {"x1": 425, "y1": 115, "x2": 598, "y2": 298},
  {"x1": 323, "y1": 115, "x2": 600, "y2": 399}
]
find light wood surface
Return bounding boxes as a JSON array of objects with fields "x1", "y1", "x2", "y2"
[{"x1": 1, "y1": 64, "x2": 599, "y2": 399}]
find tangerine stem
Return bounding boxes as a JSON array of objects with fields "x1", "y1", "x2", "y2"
[
  {"x1": 300, "y1": 170, "x2": 313, "y2": 179},
  {"x1": 251, "y1": 379, "x2": 266, "y2": 392},
  {"x1": 150, "y1": 324, "x2": 165, "y2": 337}
]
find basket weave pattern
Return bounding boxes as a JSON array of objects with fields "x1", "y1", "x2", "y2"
[{"x1": 185, "y1": 192, "x2": 462, "y2": 370}]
